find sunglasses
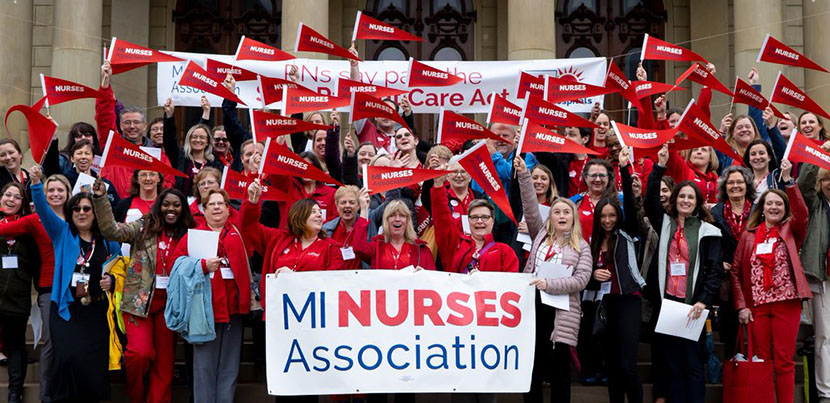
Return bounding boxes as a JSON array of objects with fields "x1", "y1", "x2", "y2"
[
  {"x1": 72, "y1": 205, "x2": 92, "y2": 213},
  {"x1": 74, "y1": 132, "x2": 94, "y2": 139},
  {"x1": 214, "y1": 137, "x2": 229, "y2": 143},
  {"x1": 395, "y1": 132, "x2": 412, "y2": 140}
]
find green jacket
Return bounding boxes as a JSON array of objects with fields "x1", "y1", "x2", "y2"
[
  {"x1": 797, "y1": 163, "x2": 829, "y2": 283},
  {"x1": 94, "y1": 195, "x2": 161, "y2": 317},
  {"x1": 0, "y1": 224, "x2": 40, "y2": 316}
]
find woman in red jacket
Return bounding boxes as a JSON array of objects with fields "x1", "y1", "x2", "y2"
[
  {"x1": 665, "y1": 146, "x2": 719, "y2": 205},
  {"x1": 430, "y1": 171, "x2": 518, "y2": 273},
  {"x1": 171, "y1": 189, "x2": 252, "y2": 403},
  {"x1": 731, "y1": 159, "x2": 811, "y2": 403},
  {"x1": 353, "y1": 199, "x2": 436, "y2": 270}
]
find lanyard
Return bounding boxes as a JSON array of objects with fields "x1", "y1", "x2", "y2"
[
  {"x1": 78, "y1": 239, "x2": 96, "y2": 272},
  {"x1": 292, "y1": 237, "x2": 318, "y2": 270},
  {"x1": 388, "y1": 244, "x2": 408, "y2": 269},
  {"x1": 216, "y1": 226, "x2": 231, "y2": 260},
  {"x1": 674, "y1": 225, "x2": 684, "y2": 263},
  {"x1": 158, "y1": 232, "x2": 173, "y2": 276},
  {"x1": 544, "y1": 239, "x2": 561, "y2": 261}
]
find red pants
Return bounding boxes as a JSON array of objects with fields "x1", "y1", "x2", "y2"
[
  {"x1": 751, "y1": 298, "x2": 802, "y2": 403},
  {"x1": 123, "y1": 310, "x2": 176, "y2": 403}
]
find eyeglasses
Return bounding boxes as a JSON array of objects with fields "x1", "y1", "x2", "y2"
[
  {"x1": 138, "y1": 172, "x2": 159, "y2": 179},
  {"x1": 122, "y1": 120, "x2": 145, "y2": 126},
  {"x1": 206, "y1": 201, "x2": 227, "y2": 208},
  {"x1": 450, "y1": 170, "x2": 467, "y2": 177},
  {"x1": 2, "y1": 192, "x2": 22, "y2": 201},
  {"x1": 214, "y1": 137, "x2": 229, "y2": 143},
  {"x1": 198, "y1": 180, "x2": 218, "y2": 188},
  {"x1": 469, "y1": 215, "x2": 492, "y2": 222},
  {"x1": 587, "y1": 173, "x2": 609, "y2": 179},
  {"x1": 149, "y1": 127, "x2": 163, "y2": 133},
  {"x1": 72, "y1": 206, "x2": 92, "y2": 213},
  {"x1": 395, "y1": 132, "x2": 412, "y2": 140}
]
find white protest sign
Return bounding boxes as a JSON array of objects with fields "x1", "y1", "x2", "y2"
[
  {"x1": 157, "y1": 51, "x2": 607, "y2": 113},
  {"x1": 265, "y1": 270, "x2": 535, "y2": 395},
  {"x1": 186, "y1": 229, "x2": 219, "y2": 260}
]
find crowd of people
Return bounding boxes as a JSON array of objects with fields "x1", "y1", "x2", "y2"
[{"x1": 0, "y1": 48, "x2": 826, "y2": 403}]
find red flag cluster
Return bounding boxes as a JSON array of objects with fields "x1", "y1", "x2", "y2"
[
  {"x1": 675, "y1": 63, "x2": 733, "y2": 96},
  {"x1": 250, "y1": 109, "x2": 332, "y2": 141},
  {"x1": 454, "y1": 141, "x2": 516, "y2": 224},
  {"x1": 437, "y1": 109, "x2": 510, "y2": 152},
  {"x1": 283, "y1": 86, "x2": 350, "y2": 115},
  {"x1": 221, "y1": 167, "x2": 295, "y2": 202},
  {"x1": 349, "y1": 92, "x2": 410, "y2": 130},
  {"x1": 521, "y1": 96, "x2": 598, "y2": 129},
  {"x1": 100, "y1": 131, "x2": 187, "y2": 178},
  {"x1": 258, "y1": 138, "x2": 342, "y2": 186},
  {"x1": 178, "y1": 61, "x2": 247, "y2": 105},
  {"x1": 517, "y1": 121, "x2": 599, "y2": 155}
]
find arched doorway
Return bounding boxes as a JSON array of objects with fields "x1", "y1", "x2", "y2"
[{"x1": 557, "y1": 0, "x2": 667, "y2": 122}]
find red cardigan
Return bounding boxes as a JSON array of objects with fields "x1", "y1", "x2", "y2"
[
  {"x1": 430, "y1": 186, "x2": 518, "y2": 273},
  {"x1": 731, "y1": 184, "x2": 812, "y2": 311},
  {"x1": 0, "y1": 214, "x2": 55, "y2": 290},
  {"x1": 172, "y1": 221, "x2": 252, "y2": 323}
]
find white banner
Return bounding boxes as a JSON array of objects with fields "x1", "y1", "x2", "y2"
[
  {"x1": 157, "y1": 51, "x2": 607, "y2": 113},
  {"x1": 265, "y1": 270, "x2": 536, "y2": 395}
]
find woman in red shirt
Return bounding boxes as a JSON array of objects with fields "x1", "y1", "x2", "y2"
[
  {"x1": 665, "y1": 146, "x2": 719, "y2": 205},
  {"x1": 171, "y1": 189, "x2": 252, "y2": 403},
  {"x1": 323, "y1": 186, "x2": 370, "y2": 270},
  {"x1": 731, "y1": 160, "x2": 811, "y2": 403},
  {"x1": 113, "y1": 169, "x2": 163, "y2": 222},
  {"x1": 272, "y1": 152, "x2": 337, "y2": 228},
  {"x1": 353, "y1": 199, "x2": 435, "y2": 270}
]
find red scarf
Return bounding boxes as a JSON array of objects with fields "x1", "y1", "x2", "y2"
[
  {"x1": 753, "y1": 222, "x2": 780, "y2": 290},
  {"x1": 724, "y1": 199, "x2": 751, "y2": 240}
]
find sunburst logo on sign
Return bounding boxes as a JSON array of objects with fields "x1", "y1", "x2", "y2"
[{"x1": 555, "y1": 66, "x2": 584, "y2": 82}]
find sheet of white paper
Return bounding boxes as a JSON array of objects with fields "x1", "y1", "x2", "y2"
[
  {"x1": 72, "y1": 172, "x2": 108, "y2": 196},
  {"x1": 535, "y1": 261, "x2": 573, "y2": 311},
  {"x1": 139, "y1": 146, "x2": 162, "y2": 160},
  {"x1": 517, "y1": 205, "x2": 549, "y2": 245},
  {"x1": 654, "y1": 299, "x2": 709, "y2": 341},
  {"x1": 187, "y1": 229, "x2": 220, "y2": 260},
  {"x1": 461, "y1": 215, "x2": 470, "y2": 234},
  {"x1": 29, "y1": 294, "x2": 42, "y2": 347},
  {"x1": 125, "y1": 209, "x2": 143, "y2": 223}
]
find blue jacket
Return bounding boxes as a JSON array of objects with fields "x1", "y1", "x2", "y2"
[
  {"x1": 32, "y1": 182, "x2": 120, "y2": 321},
  {"x1": 165, "y1": 256, "x2": 216, "y2": 343}
]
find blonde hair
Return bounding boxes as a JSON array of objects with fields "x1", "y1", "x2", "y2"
[
  {"x1": 370, "y1": 153, "x2": 392, "y2": 166},
  {"x1": 685, "y1": 146, "x2": 720, "y2": 173},
  {"x1": 817, "y1": 168, "x2": 830, "y2": 194},
  {"x1": 183, "y1": 123, "x2": 215, "y2": 162},
  {"x1": 334, "y1": 185, "x2": 360, "y2": 204},
  {"x1": 544, "y1": 198, "x2": 583, "y2": 251},
  {"x1": 426, "y1": 145, "x2": 453, "y2": 164},
  {"x1": 381, "y1": 200, "x2": 417, "y2": 244}
]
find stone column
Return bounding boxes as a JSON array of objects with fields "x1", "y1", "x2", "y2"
[
  {"x1": 803, "y1": 0, "x2": 830, "y2": 113},
  {"x1": 282, "y1": 0, "x2": 330, "y2": 59},
  {"x1": 690, "y1": 0, "x2": 730, "y2": 120},
  {"x1": 507, "y1": 0, "x2": 556, "y2": 60},
  {"x1": 50, "y1": 0, "x2": 103, "y2": 132},
  {"x1": 0, "y1": 0, "x2": 33, "y2": 149},
  {"x1": 110, "y1": 0, "x2": 150, "y2": 109},
  {"x1": 733, "y1": 0, "x2": 783, "y2": 104}
]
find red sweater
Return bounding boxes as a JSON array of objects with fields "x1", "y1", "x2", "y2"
[
  {"x1": 0, "y1": 215, "x2": 55, "y2": 290},
  {"x1": 172, "y1": 222, "x2": 251, "y2": 323},
  {"x1": 431, "y1": 187, "x2": 518, "y2": 273},
  {"x1": 329, "y1": 217, "x2": 369, "y2": 270}
]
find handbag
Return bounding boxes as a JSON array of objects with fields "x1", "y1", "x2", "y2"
[
  {"x1": 722, "y1": 323, "x2": 775, "y2": 403},
  {"x1": 591, "y1": 300, "x2": 607, "y2": 336}
]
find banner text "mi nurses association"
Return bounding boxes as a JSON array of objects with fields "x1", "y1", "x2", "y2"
[{"x1": 265, "y1": 270, "x2": 536, "y2": 395}]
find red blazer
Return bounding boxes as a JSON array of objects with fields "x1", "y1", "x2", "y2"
[
  {"x1": 0, "y1": 215, "x2": 55, "y2": 289},
  {"x1": 172, "y1": 221, "x2": 252, "y2": 323},
  {"x1": 731, "y1": 184, "x2": 812, "y2": 311},
  {"x1": 239, "y1": 199, "x2": 344, "y2": 311},
  {"x1": 430, "y1": 186, "x2": 518, "y2": 273}
]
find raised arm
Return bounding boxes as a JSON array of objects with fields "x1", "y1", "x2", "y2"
[
  {"x1": 30, "y1": 175, "x2": 65, "y2": 241},
  {"x1": 94, "y1": 62, "x2": 117, "y2": 144},
  {"x1": 644, "y1": 147, "x2": 668, "y2": 230},
  {"x1": 162, "y1": 98, "x2": 181, "y2": 169},
  {"x1": 516, "y1": 158, "x2": 544, "y2": 240},
  {"x1": 92, "y1": 183, "x2": 142, "y2": 244},
  {"x1": 430, "y1": 178, "x2": 461, "y2": 269}
]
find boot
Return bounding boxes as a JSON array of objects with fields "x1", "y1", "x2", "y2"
[
  {"x1": 6, "y1": 349, "x2": 27, "y2": 403},
  {"x1": 7, "y1": 389, "x2": 22, "y2": 403}
]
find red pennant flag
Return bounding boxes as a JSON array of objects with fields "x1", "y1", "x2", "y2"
[
  {"x1": 250, "y1": 109, "x2": 332, "y2": 140},
  {"x1": 349, "y1": 92, "x2": 409, "y2": 130},
  {"x1": 4, "y1": 104, "x2": 57, "y2": 164},
  {"x1": 486, "y1": 93, "x2": 524, "y2": 126},
  {"x1": 604, "y1": 62, "x2": 638, "y2": 105},
  {"x1": 407, "y1": 58, "x2": 464, "y2": 87},
  {"x1": 783, "y1": 133, "x2": 830, "y2": 171},
  {"x1": 517, "y1": 120, "x2": 599, "y2": 155},
  {"x1": 32, "y1": 96, "x2": 46, "y2": 112},
  {"x1": 516, "y1": 71, "x2": 546, "y2": 100},
  {"x1": 107, "y1": 37, "x2": 184, "y2": 74},
  {"x1": 364, "y1": 166, "x2": 452, "y2": 195},
  {"x1": 454, "y1": 141, "x2": 516, "y2": 224},
  {"x1": 283, "y1": 85, "x2": 350, "y2": 115},
  {"x1": 641, "y1": 34, "x2": 707, "y2": 63},
  {"x1": 337, "y1": 77, "x2": 408, "y2": 99},
  {"x1": 676, "y1": 99, "x2": 744, "y2": 163},
  {"x1": 544, "y1": 75, "x2": 618, "y2": 103},
  {"x1": 258, "y1": 137, "x2": 343, "y2": 186},
  {"x1": 733, "y1": 77, "x2": 785, "y2": 119},
  {"x1": 437, "y1": 109, "x2": 511, "y2": 152},
  {"x1": 100, "y1": 131, "x2": 187, "y2": 178},
  {"x1": 609, "y1": 120, "x2": 677, "y2": 149},
  {"x1": 295, "y1": 23, "x2": 361, "y2": 61},
  {"x1": 234, "y1": 35, "x2": 295, "y2": 62},
  {"x1": 675, "y1": 63, "x2": 734, "y2": 96},
  {"x1": 757, "y1": 34, "x2": 828, "y2": 73},
  {"x1": 205, "y1": 58, "x2": 258, "y2": 82},
  {"x1": 179, "y1": 61, "x2": 247, "y2": 106},
  {"x1": 352, "y1": 11, "x2": 423, "y2": 42},
  {"x1": 521, "y1": 96, "x2": 599, "y2": 129},
  {"x1": 258, "y1": 75, "x2": 312, "y2": 106},
  {"x1": 630, "y1": 80, "x2": 685, "y2": 100},
  {"x1": 770, "y1": 72, "x2": 830, "y2": 120},
  {"x1": 39, "y1": 75, "x2": 101, "y2": 108},
  {"x1": 220, "y1": 167, "x2": 295, "y2": 202}
]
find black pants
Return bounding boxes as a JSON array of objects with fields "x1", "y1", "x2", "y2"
[
  {"x1": 576, "y1": 299, "x2": 604, "y2": 380},
  {"x1": 658, "y1": 334, "x2": 705, "y2": 403},
  {"x1": 524, "y1": 296, "x2": 571, "y2": 403},
  {"x1": 602, "y1": 295, "x2": 643, "y2": 403},
  {"x1": 0, "y1": 314, "x2": 28, "y2": 392},
  {"x1": 718, "y1": 300, "x2": 739, "y2": 360}
]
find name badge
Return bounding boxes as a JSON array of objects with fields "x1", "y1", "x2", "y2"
[
  {"x1": 2, "y1": 255, "x2": 18, "y2": 269},
  {"x1": 670, "y1": 262, "x2": 686, "y2": 276},
  {"x1": 155, "y1": 275, "x2": 170, "y2": 289},
  {"x1": 599, "y1": 281, "x2": 612, "y2": 295},
  {"x1": 71, "y1": 272, "x2": 91, "y2": 286},
  {"x1": 756, "y1": 241, "x2": 775, "y2": 255},
  {"x1": 340, "y1": 247, "x2": 356, "y2": 261},
  {"x1": 220, "y1": 266, "x2": 235, "y2": 279}
]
